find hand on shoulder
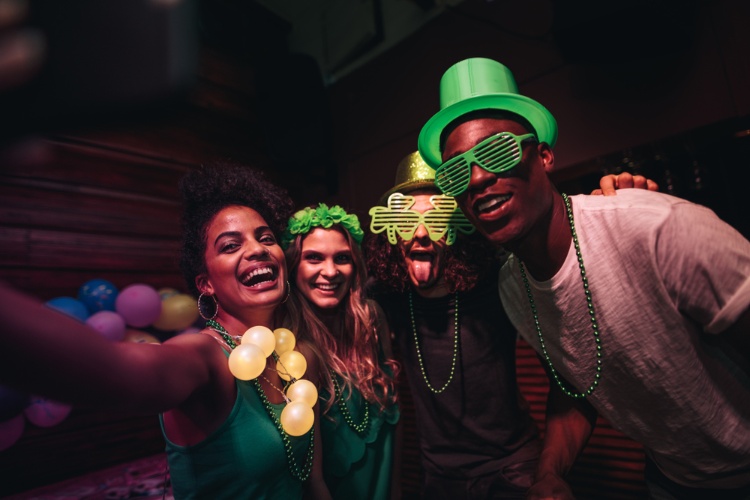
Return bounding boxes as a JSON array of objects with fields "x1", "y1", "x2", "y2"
[{"x1": 592, "y1": 172, "x2": 659, "y2": 196}]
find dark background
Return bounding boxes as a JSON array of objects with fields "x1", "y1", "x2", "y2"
[{"x1": 1, "y1": 0, "x2": 748, "y2": 497}]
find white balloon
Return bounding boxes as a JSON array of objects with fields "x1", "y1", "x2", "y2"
[
  {"x1": 242, "y1": 325, "x2": 275, "y2": 357},
  {"x1": 228, "y1": 344, "x2": 266, "y2": 380},
  {"x1": 286, "y1": 379, "x2": 318, "y2": 407},
  {"x1": 280, "y1": 400, "x2": 314, "y2": 436}
]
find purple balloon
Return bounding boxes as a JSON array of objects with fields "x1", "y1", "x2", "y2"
[
  {"x1": 86, "y1": 310, "x2": 127, "y2": 342},
  {"x1": 24, "y1": 396, "x2": 72, "y2": 427},
  {"x1": 115, "y1": 284, "x2": 162, "y2": 328},
  {"x1": 0, "y1": 414, "x2": 25, "y2": 452}
]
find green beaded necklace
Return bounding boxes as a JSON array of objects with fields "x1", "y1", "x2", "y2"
[
  {"x1": 331, "y1": 371, "x2": 370, "y2": 435},
  {"x1": 206, "y1": 319, "x2": 315, "y2": 481},
  {"x1": 408, "y1": 291, "x2": 460, "y2": 394},
  {"x1": 517, "y1": 193, "x2": 603, "y2": 399}
]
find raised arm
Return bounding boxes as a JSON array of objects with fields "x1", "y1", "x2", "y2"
[
  {"x1": 527, "y1": 375, "x2": 598, "y2": 500},
  {"x1": 0, "y1": 281, "x2": 216, "y2": 414}
]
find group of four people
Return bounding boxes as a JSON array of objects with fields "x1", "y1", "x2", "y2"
[{"x1": 1, "y1": 57, "x2": 748, "y2": 500}]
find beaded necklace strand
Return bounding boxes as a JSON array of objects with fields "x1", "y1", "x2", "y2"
[
  {"x1": 206, "y1": 319, "x2": 315, "y2": 481},
  {"x1": 517, "y1": 193, "x2": 603, "y2": 399},
  {"x1": 331, "y1": 371, "x2": 370, "y2": 435},
  {"x1": 408, "y1": 291, "x2": 460, "y2": 394}
]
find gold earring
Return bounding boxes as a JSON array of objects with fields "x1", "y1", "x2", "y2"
[{"x1": 197, "y1": 293, "x2": 218, "y2": 320}]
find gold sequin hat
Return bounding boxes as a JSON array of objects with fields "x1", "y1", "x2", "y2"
[{"x1": 377, "y1": 151, "x2": 439, "y2": 205}]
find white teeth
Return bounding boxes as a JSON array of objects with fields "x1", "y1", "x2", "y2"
[
  {"x1": 477, "y1": 194, "x2": 511, "y2": 213},
  {"x1": 316, "y1": 283, "x2": 338, "y2": 291},
  {"x1": 249, "y1": 267, "x2": 272, "y2": 278},
  {"x1": 240, "y1": 267, "x2": 273, "y2": 285}
]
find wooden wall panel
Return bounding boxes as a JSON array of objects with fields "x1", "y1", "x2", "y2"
[{"x1": 0, "y1": 44, "x2": 264, "y2": 495}]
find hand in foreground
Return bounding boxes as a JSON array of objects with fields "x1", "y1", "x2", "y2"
[
  {"x1": 592, "y1": 172, "x2": 659, "y2": 196},
  {"x1": 526, "y1": 473, "x2": 575, "y2": 500},
  {"x1": 0, "y1": 0, "x2": 45, "y2": 92}
]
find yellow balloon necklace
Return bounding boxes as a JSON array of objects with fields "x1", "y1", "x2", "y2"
[{"x1": 207, "y1": 319, "x2": 318, "y2": 481}]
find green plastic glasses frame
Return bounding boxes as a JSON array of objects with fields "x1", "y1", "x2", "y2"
[
  {"x1": 369, "y1": 193, "x2": 475, "y2": 246},
  {"x1": 435, "y1": 132, "x2": 537, "y2": 197}
]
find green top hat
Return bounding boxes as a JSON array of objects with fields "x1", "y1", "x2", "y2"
[
  {"x1": 418, "y1": 58, "x2": 558, "y2": 169},
  {"x1": 377, "y1": 151, "x2": 438, "y2": 205}
]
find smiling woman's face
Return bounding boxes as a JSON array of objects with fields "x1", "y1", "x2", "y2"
[
  {"x1": 200, "y1": 205, "x2": 286, "y2": 318},
  {"x1": 295, "y1": 227, "x2": 354, "y2": 310}
]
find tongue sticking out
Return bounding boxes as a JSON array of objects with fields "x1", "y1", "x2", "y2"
[{"x1": 411, "y1": 256, "x2": 433, "y2": 285}]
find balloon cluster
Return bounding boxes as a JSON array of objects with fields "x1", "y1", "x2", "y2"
[
  {"x1": 46, "y1": 279, "x2": 201, "y2": 344},
  {"x1": 0, "y1": 280, "x2": 203, "y2": 452},
  {"x1": 228, "y1": 326, "x2": 316, "y2": 437},
  {"x1": 0, "y1": 386, "x2": 72, "y2": 452}
]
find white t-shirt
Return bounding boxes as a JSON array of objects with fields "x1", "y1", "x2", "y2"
[{"x1": 499, "y1": 190, "x2": 750, "y2": 488}]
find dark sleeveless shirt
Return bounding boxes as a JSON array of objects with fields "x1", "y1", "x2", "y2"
[{"x1": 375, "y1": 266, "x2": 540, "y2": 479}]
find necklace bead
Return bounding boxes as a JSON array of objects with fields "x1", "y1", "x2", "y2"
[
  {"x1": 331, "y1": 371, "x2": 370, "y2": 435},
  {"x1": 206, "y1": 319, "x2": 314, "y2": 481},
  {"x1": 518, "y1": 193, "x2": 602, "y2": 398},
  {"x1": 409, "y1": 292, "x2": 460, "y2": 394}
]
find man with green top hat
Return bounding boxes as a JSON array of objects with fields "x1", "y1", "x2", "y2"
[
  {"x1": 364, "y1": 151, "x2": 650, "y2": 498},
  {"x1": 417, "y1": 57, "x2": 750, "y2": 499}
]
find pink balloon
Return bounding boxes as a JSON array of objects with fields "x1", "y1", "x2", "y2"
[
  {"x1": 24, "y1": 396, "x2": 72, "y2": 427},
  {"x1": 115, "y1": 284, "x2": 162, "y2": 328},
  {"x1": 0, "y1": 414, "x2": 25, "y2": 451},
  {"x1": 86, "y1": 310, "x2": 127, "y2": 341}
]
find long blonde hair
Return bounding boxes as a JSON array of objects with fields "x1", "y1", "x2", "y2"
[{"x1": 284, "y1": 226, "x2": 398, "y2": 414}]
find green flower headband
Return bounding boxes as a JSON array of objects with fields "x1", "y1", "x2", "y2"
[{"x1": 282, "y1": 203, "x2": 364, "y2": 248}]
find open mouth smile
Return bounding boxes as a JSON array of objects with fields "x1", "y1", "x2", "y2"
[
  {"x1": 475, "y1": 194, "x2": 511, "y2": 214},
  {"x1": 239, "y1": 266, "x2": 277, "y2": 287},
  {"x1": 314, "y1": 282, "x2": 340, "y2": 292}
]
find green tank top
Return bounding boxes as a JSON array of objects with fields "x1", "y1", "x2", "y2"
[
  {"x1": 321, "y1": 375, "x2": 399, "y2": 500},
  {"x1": 160, "y1": 377, "x2": 311, "y2": 499}
]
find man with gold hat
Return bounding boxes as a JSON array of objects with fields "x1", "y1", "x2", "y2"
[
  {"x1": 417, "y1": 57, "x2": 750, "y2": 499},
  {"x1": 364, "y1": 150, "x2": 646, "y2": 498},
  {"x1": 365, "y1": 151, "x2": 542, "y2": 498}
]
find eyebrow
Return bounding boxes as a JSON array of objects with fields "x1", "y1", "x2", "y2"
[{"x1": 213, "y1": 226, "x2": 273, "y2": 246}]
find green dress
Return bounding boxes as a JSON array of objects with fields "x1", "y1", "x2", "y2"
[
  {"x1": 321, "y1": 374, "x2": 399, "y2": 500},
  {"x1": 159, "y1": 372, "x2": 312, "y2": 499}
]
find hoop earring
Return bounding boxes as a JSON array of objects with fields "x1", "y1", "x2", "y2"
[
  {"x1": 281, "y1": 280, "x2": 290, "y2": 304},
  {"x1": 198, "y1": 293, "x2": 218, "y2": 320}
]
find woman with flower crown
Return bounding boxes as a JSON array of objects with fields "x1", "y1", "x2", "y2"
[
  {"x1": 0, "y1": 162, "x2": 331, "y2": 499},
  {"x1": 282, "y1": 203, "x2": 401, "y2": 500}
]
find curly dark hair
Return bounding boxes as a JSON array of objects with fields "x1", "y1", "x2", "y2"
[
  {"x1": 363, "y1": 230, "x2": 501, "y2": 294},
  {"x1": 179, "y1": 161, "x2": 295, "y2": 297}
]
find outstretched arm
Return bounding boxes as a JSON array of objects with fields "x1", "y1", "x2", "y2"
[
  {"x1": 0, "y1": 281, "x2": 214, "y2": 413},
  {"x1": 592, "y1": 172, "x2": 659, "y2": 196},
  {"x1": 527, "y1": 375, "x2": 598, "y2": 500}
]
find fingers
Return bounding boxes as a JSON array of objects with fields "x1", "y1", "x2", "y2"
[
  {"x1": 625, "y1": 174, "x2": 659, "y2": 192},
  {"x1": 593, "y1": 174, "x2": 618, "y2": 196},
  {"x1": 593, "y1": 172, "x2": 660, "y2": 196},
  {"x1": 615, "y1": 172, "x2": 635, "y2": 189}
]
